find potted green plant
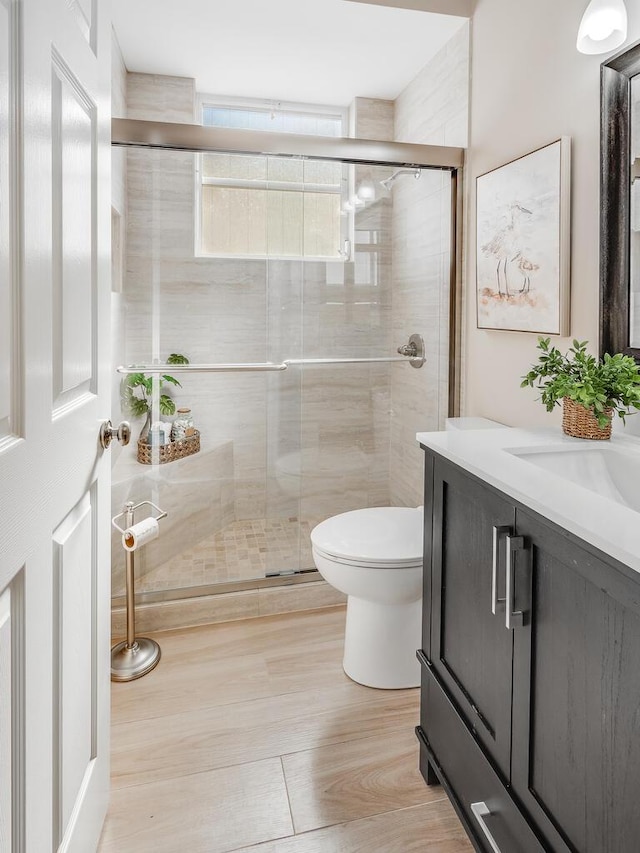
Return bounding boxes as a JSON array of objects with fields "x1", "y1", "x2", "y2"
[
  {"x1": 521, "y1": 338, "x2": 640, "y2": 440},
  {"x1": 121, "y1": 353, "x2": 190, "y2": 439}
]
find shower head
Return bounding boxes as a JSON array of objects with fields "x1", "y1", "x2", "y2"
[{"x1": 379, "y1": 168, "x2": 421, "y2": 191}]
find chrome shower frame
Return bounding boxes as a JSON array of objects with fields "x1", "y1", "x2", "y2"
[{"x1": 112, "y1": 117, "x2": 463, "y2": 169}]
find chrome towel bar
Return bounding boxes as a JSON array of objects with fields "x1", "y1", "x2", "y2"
[
  {"x1": 116, "y1": 362, "x2": 289, "y2": 374},
  {"x1": 116, "y1": 335, "x2": 425, "y2": 374},
  {"x1": 116, "y1": 355, "x2": 418, "y2": 374}
]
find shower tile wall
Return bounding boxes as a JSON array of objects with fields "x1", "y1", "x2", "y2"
[
  {"x1": 127, "y1": 71, "x2": 195, "y2": 122},
  {"x1": 296, "y1": 172, "x2": 393, "y2": 522},
  {"x1": 390, "y1": 20, "x2": 470, "y2": 507},
  {"x1": 111, "y1": 72, "x2": 394, "y2": 596},
  {"x1": 349, "y1": 97, "x2": 394, "y2": 140}
]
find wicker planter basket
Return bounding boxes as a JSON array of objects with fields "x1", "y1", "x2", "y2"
[
  {"x1": 137, "y1": 430, "x2": 200, "y2": 465},
  {"x1": 562, "y1": 398, "x2": 612, "y2": 441}
]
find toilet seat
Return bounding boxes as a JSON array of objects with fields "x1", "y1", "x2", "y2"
[
  {"x1": 312, "y1": 545, "x2": 422, "y2": 570},
  {"x1": 310, "y1": 506, "x2": 423, "y2": 566}
]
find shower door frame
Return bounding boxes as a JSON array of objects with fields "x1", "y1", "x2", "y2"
[{"x1": 110, "y1": 119, "x2": 465, "y2": 606}]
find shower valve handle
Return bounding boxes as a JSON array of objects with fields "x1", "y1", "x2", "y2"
[
  {"x1": 397, "y1": 342, "x2": 418, "y2": 357},
  {"x1": 396, "y1": 334, "x2": 425, "y2": 368}
]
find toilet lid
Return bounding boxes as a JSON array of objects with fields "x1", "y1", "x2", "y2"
[{"x1": 310, "y1": 507, "x2": 423, "y2": 565}]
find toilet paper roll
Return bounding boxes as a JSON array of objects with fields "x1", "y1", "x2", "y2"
[{"x1": 122, "y1": 517, "x2": 159, "y2": 552}]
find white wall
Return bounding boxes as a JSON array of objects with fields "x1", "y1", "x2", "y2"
[{"x1": 464, "y1": 0, "x2": 640, "y2": 427}]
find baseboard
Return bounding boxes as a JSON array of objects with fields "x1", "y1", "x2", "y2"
[{"x1": 111, "y1": 579, "x2": 346, "y2": 638}]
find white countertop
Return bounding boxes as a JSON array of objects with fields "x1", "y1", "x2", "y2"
[{"x1": 416, "y1": 427, "x2": 640, "y2": 574}]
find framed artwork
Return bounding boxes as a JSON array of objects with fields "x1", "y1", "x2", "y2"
[{"x1": 476, "y1": 138, "x2": 571, "y2": 335}]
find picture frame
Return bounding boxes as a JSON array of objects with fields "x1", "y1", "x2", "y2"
[{"x1": 476, "y1": 137, "x2": 571, "y2": 335}]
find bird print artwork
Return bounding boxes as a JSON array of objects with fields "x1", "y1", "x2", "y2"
[
  {"x1": 476, "y1": 139, "x2": 570, "y2": 335},
  {"x1": 480, "y1": 202, "x2": 533, "y2": 298},
  {"x1": 513, "y1": 252, "x2": 540, "y2": 294}
]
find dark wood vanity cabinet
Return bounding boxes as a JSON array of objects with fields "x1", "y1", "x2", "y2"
[{"x1": 418, "y1": 449, "x2": 640, "y2": 853}]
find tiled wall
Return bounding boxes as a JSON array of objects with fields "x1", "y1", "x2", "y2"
[
  {"x1": 111, "y1": 72, "x2": 396, "y2": 592},
  {"x1": 390, "y1": 21, "x2": 470, "y2": 507},
  {"x1": 350, "y1": 97, "x2": 394, "y2": 141},
  {"x1": 394, "y1": 22, "x2": 469, "y2": 148},
  {"x1": 127, "y1": 72, "x2": 195, "y2": 122},
  {"x1": 348, "y1": 26, "x2": 470, "y2": 510}
]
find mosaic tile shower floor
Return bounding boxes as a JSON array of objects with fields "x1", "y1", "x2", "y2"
[{"x1": 119, "y1": 517, "x2": 319, "y2": 595}]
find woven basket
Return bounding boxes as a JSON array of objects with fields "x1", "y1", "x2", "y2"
[
  {"x1": 562, "y1": 398, "x2": 612, "y2": 441},
  {"x1": 137, "y1": 430, "x2": 201, "y2": 465}
]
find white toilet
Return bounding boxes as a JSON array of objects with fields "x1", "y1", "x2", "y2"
[{"x1": 311, "y1": 506, "x2": 423, "y2": 689}]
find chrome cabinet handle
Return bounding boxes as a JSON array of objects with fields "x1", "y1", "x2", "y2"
[
  {"x1": 491, "y1": 526, "x2": 511, "y2": 614},
  {"x1": 505, "y1": 534, "x2": 526, "y2": 630},
  {"x1": 99, "y1": 420, "x2": 131, "y2": 449},
  {"x1": 471, "y1": 802, "x2": 503, "y2": 853}
]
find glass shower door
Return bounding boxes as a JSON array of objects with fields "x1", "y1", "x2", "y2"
[{"x1": 110, "y1": 142, "x2": 452, "y2": 605}]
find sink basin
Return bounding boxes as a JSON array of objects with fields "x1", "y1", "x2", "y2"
[{"x1": 507, "y1": 444, "x2": 640, "y2": 513}]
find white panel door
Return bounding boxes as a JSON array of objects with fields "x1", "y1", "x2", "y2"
[{"x1": 0, "y1": 0, "x2": 112, "y2": 850}]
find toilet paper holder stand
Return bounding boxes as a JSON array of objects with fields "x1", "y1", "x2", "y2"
[{"x1": 110, "y1": 500, "x2": 168, "y2": 682}]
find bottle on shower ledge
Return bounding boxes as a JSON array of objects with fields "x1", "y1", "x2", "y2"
[
  {"x1": 148, "y1": 421, "x2": 168, "y2": 446},
  {"x1": 171, "y1": 408, "x2": 195, "y2": 441}
]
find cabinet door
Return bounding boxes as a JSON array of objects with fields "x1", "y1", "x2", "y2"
[
  {"x1": 512, "y1": 509, "x2": 640, "y2": 853},
  {"x1": 430, "y1": 458, "x2": 516, "y2": 780}
]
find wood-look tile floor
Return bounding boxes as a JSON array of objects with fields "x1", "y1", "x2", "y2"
[{"x1": 98, "y1": 606, "x2": 473, "y2": 853}]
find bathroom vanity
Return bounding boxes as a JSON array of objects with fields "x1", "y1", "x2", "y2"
[{"x1": 416, "y1": 427, "x2": 640, "y2": 853}]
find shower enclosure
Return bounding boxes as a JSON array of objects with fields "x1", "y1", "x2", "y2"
[{"x1": 109, "y1": 117, "x2": 462, "y2": 614}]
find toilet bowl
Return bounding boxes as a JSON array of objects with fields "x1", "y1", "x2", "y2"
[{"x1": 311, "y1": 506, "x2": 423, "y2": 689}]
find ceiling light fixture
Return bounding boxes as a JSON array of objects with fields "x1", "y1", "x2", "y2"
[{"x1": 577, "y1": 0, "x2": 627, "y2": 55}]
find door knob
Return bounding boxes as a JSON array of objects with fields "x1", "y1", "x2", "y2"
[{"x1": 100, "y1": 420, "x2": 131, "y2": 449}]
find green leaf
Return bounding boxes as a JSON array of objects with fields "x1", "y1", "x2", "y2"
[
  {"x1": 166, "y1": 353, "x2": 190, "y2": 365},
  {"x1": 159, "y1": 395, "x2": 176, "y2": 416},
  {"x1": 521, "y1": 338, "x2": 640, "y2": 421},
  {"x1": 125, "y1": 373, "x2": 147, "y2": 388},
  {"x1": 161, "y1": 374, "x2": 181, "y2": 387},
  {"x1": 124, "y1": 394, "x2": 149, "y2": 417}
]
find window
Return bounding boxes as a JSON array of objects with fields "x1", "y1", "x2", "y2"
[
  {"x1": 202, "y1": 104, "x2": 343, "y2": 138},
  {"x1": 197, "y1": 100, "x2": 349, "y2": 260}
]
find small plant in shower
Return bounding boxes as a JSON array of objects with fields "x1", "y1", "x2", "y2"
[{"x1": 122, "y1": 353, "x2": 190, "y2": 432}]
